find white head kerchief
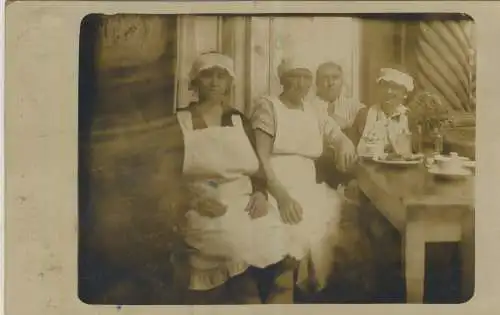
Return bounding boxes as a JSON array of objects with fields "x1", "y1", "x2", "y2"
[
  {"x1": 376, "y1": 68, "x2": 414, "y2": 92},
  {"x1": 277, "y1": 55, "x2": 313, "y2": 79},
  {"x1": 189, "y1": 52, "x2": 236, "y2": 84}
]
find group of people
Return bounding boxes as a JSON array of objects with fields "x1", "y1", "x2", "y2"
[{"x1": 171, "y1": 51, "x2": 416, "y2": 304}]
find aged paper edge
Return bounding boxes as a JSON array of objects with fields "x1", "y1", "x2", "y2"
[{"x1": 4, "y1": 1, "x2": 499, "y2": 315}]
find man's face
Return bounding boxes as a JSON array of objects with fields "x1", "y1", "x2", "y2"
[
  {"x1": 281, "y1": 68, "x2": 313, "y2": 100},
  {"x1": 316, "y1": 64, "x2": 343, "y2": 102}
]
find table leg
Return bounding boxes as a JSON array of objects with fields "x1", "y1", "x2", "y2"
[
  {"x1": 403, "y1": 222, "x2": 426, "y2": 303},
  {"x1": 461, "y1": 211, "x2": 475, "y2": 302}
]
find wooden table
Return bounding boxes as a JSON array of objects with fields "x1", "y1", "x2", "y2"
[{"x1": 356, "y1": 161, "x2": 475, "y2": 303}]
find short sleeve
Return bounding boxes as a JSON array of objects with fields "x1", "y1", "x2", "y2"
[
  {"x1": 311, "y1": 103, "x2": 343, "y2": 147},
  {"x1": 249, "y1": 97, "x2": 276, "y2": 137}
]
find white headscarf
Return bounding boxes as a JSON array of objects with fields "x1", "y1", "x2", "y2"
[
  {"x1": 277, "y1": 55, "x2": 313, "y2": 79},
  {"x1": 376, "y1": 68, "x2": 414, "y2": 92},
  {"x1": 188, "y1": 52, "x2": 236, "y2": 89}
]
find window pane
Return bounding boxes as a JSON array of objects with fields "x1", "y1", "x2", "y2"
[{"x1": 251, "y1": 16, "x2": 360, "y2": 101}]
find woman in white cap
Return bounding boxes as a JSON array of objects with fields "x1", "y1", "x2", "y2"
[
  {"x1": 340, "y1": 66, "x2": 416, "y2": 300},
  {"x1": 349, "y1": 66, "x2": 415, "y2": 154},
  {"x1": 175, "y1": 52, "x2": 287, "y2": 304},
  {"x1": 249, "y1": 55, "x2": 358, "y2": 303}
]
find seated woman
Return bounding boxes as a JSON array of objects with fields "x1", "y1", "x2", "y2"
[
  {"x1": 343, "y1": 66, "x2": 416, "y2": 301},
  {"x1": 250, "y1": 55, "x2": 358, "y2": 303},
  {"x1": 349, "y1": 67, "x2": 414, "y2": 155},
  {"x1": 175, "y1": 52, "x2": 288, "y2": 304}
]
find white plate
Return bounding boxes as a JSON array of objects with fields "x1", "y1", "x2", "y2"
[
  {"x1": 463, "y1": 161, "x2": 476, "y2": 169},
  {"x1": 359, "y1": 154, "x2": 378, "y2": 160},
  {"x1": 434, "y1": 154, "x2": 470, "y2": 162},
  {"x1": 372, "y1": 154, "x2": 423, "y2": 166},
  {"x1": 428, "y1": 166, "x2": 472, "y2": 180}
]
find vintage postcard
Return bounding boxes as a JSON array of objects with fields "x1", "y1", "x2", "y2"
[{"x1": 3, "y1": 1, "x2": 500, "y2": 315}]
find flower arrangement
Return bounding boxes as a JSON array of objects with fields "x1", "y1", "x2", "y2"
[{"x1": 407, "y1": 91, "x2": 453, "y2": 133}]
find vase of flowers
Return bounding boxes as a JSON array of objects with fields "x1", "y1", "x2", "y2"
[{"x1": 407, "y1": 91, "x2": 453, "y2": 152}]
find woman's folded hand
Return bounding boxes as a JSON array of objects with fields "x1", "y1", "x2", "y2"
[
  {"x1": 245, "y1": 191, "x2": 269, "y2": 219},
  {"x1": 195, "y1": 198, "x2": 228, "y2": 218},
  {"x1": 276, "y1": 193, "x2": 303, "y2": 225},
  {"x1": 187, "y1": 182, "x2": 228, "y2": 218}
]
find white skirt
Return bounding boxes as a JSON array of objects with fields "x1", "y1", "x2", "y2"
[
  {"x1": 181, "y1": 176, "x2": 341, "y2": 291},
  {"x1": 182, "y1": 189, "x2": 287, "y2": 261},
  {"x1": 267, "y1": 180, "x2": 342, "y2": 291}
]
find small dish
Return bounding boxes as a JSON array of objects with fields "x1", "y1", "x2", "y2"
[
  {"x1": 359, "y1": 153, "x2": 377, "y2": 160},
  {"x1": 434, "y1": 154, "x2": 470, "y2": 162},
  {"x1": 463, "y1": 161, "x2": 476, "y2": 169},
  {"x1": 372, "y1": 153, "x2": 423, "y2": 167},
  {"x1": 428, "y1": 165, "x2": 472, "y2": 180}
]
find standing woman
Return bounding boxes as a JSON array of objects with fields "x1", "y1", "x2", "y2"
[
  {"x1": 176, "y1": 52, "x2": 287, "y2": 304},
  {"x1": 250, "y1": 56, "x2": 358, "y2": 303}
]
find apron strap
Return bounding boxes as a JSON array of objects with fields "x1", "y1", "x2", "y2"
[
  {"x1": 177, "y1": 110, "x2": 194, "y2": 132},
  {"x1": 231, "y1": 115, "x2": 243, "y2": 128}
]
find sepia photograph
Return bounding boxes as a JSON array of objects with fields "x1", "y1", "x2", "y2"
[{"x1": 74, "y1": 12, "x2": 477, "y2": 306}]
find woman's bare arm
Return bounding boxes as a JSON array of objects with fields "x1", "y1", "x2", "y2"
[
  {"x1": 254, "y1": 129, "x2": 289, "y2": 202},
  {"x1": 254, "y1": 129, "x2": 303, "y2": 224},
  {"x1": 318, "y1": 113, "x2": 358, "y2": 172}
]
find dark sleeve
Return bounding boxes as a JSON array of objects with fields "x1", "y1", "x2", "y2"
[
  {"x1": 347, "y1": 107, "x2": 368, "y2": 147},
  {"x1": 240, "y1": 113, "x2": 269, "y2": 198}
]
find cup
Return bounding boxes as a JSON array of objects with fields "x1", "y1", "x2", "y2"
[
  {"x1": 364, "y1": 142, "x2": 384, "y2": 157},
  {"x1": 435, "y1": 152, "x2": 464, "y2": 173},
  {"x1": 424, "y1": 155, "x2": 435, "y2": 168},
  {"x1": 392, "y1": 132, "x2": 413, "y2": 156}
]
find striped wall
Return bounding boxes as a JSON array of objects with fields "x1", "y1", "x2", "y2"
[{"x1": 415, "y1": 19, "x2": 475, "y2": 112}]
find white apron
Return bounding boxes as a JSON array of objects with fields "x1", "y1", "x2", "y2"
[
  {"x1": 357, "y1": 105, "x2": 410, "y2": 156},
  {"x1": 177, "y1": 111, "x2": 286, "y2": 291},
  {"x1": 265, "y1": 96, "x2": 342, "y2": 291}
]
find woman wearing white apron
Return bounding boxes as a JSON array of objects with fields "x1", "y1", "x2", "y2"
[
  {"x1": 345, "y1": 67, "x2": 415, "y2": 300},
  {"x1": 250, "y1": 56, "x2": 358, "y2": 303},
  {"x1": 177, "y1": 52, "x2": 287, "y2": 304},
  {"x1": 350, "y1": 67, "x2": 414, "y2": 155}
]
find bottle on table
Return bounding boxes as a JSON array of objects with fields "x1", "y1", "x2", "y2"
[
  {"x1": 415, "y1": 124, "x2": 423, "y2": 154},
  {"x1": 432, "y1": 127, "x2": 443, "y2": 155}
]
